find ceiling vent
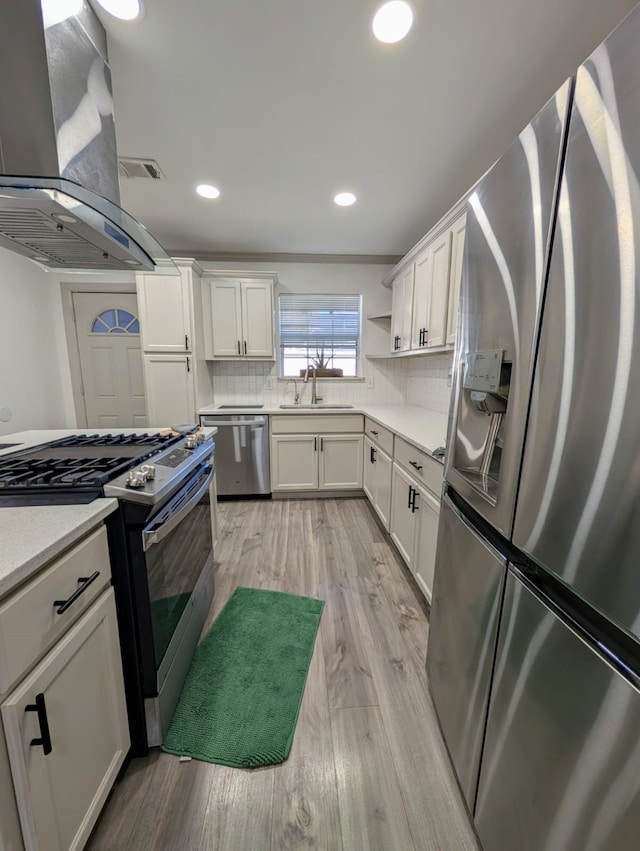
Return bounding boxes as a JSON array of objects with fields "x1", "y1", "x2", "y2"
[{"x1": 118, "y1": 158, "x2": 166, "y2": 180}]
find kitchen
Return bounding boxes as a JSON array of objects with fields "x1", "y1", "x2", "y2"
[{"x1": 2, "y1": 0, "x2": 640, "y2": 849}]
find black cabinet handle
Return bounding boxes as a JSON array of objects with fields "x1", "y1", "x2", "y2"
[
  {"x1": 371, "y1": 430, "x2": 379, "y2": 436},
  {"x1": 53, "y1": 571, "x2": 100, "y2": 615},
  {"x1": 370, "y1": 446, "x2": 374, "y2": 463},
  {"x1": 244, "y1": 341, "x2": 247, "y2": 355},
  {"x1": 409, "y1": 461, "x2": 423, "y2": 471},
  {"x1": 320, "y1": 437, "x2": 324, "y2": 452},
  {"x1": 314, "y1": 437, "x2": 317, "y2": 452},
  {"x1": 186, "y1": 356, "x2": 191, "y2": 373},
  {"x1": 185, "y1": 334, "x2": 189, "y2": 351},
  {"x1": 237, "y1": 340, "x2": 241, "y2": 354},
  {"x1": 25, "y1": 693, "x2": 52, "y2": 755},
  {"x1": 407, "y1": 485, "x2": 413, "y2": 509},
  {"x1": 410, "y1": 488, "x2": 419, "y2": 513}
]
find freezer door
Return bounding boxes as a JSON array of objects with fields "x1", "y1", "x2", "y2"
[
  {"x1": 513, "y1": 3, "x2": 640, "y2": 640},
  {"x1": 446, "y1": 80, "x2": 572, "y2": 537},
  {"x1": 476, "y1": 571, "x2": 640, "y2": 851},
  {"x1": 426, "y1": 494, "x2": 507, "y2": 809}
]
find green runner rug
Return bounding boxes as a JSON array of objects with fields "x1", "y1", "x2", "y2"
[{"x1": 162, "y1": 586, "x2": 324, "y2": 767}]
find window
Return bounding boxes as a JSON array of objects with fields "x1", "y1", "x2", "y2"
[
  {"x1": 91, "y1": 309, "x2": 140, "y2": 334},
  {"x1": 278, "y1": 294, "x2": 361, "y2": 377}
]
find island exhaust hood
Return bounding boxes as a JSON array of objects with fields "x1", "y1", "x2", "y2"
[{"x1": 0, "y1": 0, "x2": 174, "y2": 273}]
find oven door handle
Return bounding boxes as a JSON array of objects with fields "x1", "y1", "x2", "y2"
[{"x1": 142, "y1": 465, "x2": 214, "y2": 552}]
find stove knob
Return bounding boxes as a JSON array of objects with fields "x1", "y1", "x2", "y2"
[
  {"x1": 185, "y1": 435, "x2": 197, "y2": 449},
  {"x1": 139, "y1": 464, "x2": 156, "y2": 480},
  {"x1": 126, "y1": 471, "x2": 146, "y2": 489},
  {"x1": 196, "y1": 431, "x2": 206, "y2": 444}
]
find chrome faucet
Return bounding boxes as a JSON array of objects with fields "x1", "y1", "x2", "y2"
[
  {"x1": 303, "y1": 366, "x2": 322, "y2": 405},
  {"x1": 285, "y1": 379, "x2": 300, "y2": 405}
]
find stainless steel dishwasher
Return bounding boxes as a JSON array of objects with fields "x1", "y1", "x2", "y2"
[{"x1": 200, "y1": 408, "x2": 270, "y2": 496}]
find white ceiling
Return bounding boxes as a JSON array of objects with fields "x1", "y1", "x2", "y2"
[{"x1": 97, "y1": 0, "x2": 638, "y2": 259}]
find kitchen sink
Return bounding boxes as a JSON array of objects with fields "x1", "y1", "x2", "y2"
[{"x1": 279, "y1": 404, "x2": 354, "y2": 409}]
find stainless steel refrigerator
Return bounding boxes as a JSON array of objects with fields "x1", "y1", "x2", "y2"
[{"x1": 427, "y1": 5, "x2": 640, "y2": 850}]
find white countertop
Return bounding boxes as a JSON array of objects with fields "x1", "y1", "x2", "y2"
[
  {"x1": 198, "y1": 403, "x2": 448, "y2": 457},
  {"x1": 0, "y1": 499, "x2": 118, "y2": 600}
]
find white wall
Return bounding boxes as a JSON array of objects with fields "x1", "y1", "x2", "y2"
[
  {"x1": 201, "y1": 260, "x2": 407, "y2": 406},
  {"x1": 0, "y1": 248, "x2": 75, "y2": 435},
  {"x1": 405, "y1": 354, "x2": 453, "y2": 414}
]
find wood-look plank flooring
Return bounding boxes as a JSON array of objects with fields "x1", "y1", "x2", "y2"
[{"x1": 88, "y1": 498, "x2": 480, "y2": 851}]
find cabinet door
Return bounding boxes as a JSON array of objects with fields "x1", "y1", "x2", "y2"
[
  {"x1": 319, "y1": 434, "x2": 363, "y2": 490},
  {"x1": 390, "y1": 462, "x2": 419, "y2": 568},
  {"x1": 390, "y1": 277, "x2": 404, "y2": 353},
  {"x1": 427, "y1": 231, "x2": 452, "y2": 348},
  {"x1": 2, "y1": 590, "x2": 129, "y2": 851},
  {"x1": 270, "y1": 435, "x2": 318, "y2": 491},
  {"x1": 363, "y1": 436, "x2": 376, "y2": 502},
  {"x1": 210, "y1": 281, "x2": 243, "y2": 357},
  {"x1": 411, "y1": 247, "x2": 431, "y2": 349},
  {"x1": 446, "y1": 215, "x2": 467, "y2": 345},
  {"x1": 241, "y1": 281, "x2": 274, "y2": 358},
  {"x1": 374, "y1": 447, "x2": 393, "y2": 531},
  {"x1": 399, "y1": 265, "x2": 414, "y2": 351},
  {"x1": 414, "y1": 486, "x2": 441, "y2": 602},
  {"x1": 137, "y1": 273, "x2": 191, "y2": 352},
  {"x1": 143, "y1": 354, "x2": 195, "y2": 425}
]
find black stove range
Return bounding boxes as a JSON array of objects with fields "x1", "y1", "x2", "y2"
[{"x1": 0, "y1": 432, "x2": 181, "y2": 505}]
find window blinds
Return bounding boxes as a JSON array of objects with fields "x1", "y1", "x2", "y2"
[{"x1": 278, "y1": 294, "x2": 361, "y2": 353}]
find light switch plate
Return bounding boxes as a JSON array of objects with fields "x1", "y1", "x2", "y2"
[
  {"x1": 265, "y1": 377, "x2": 275, "y2": 390},
  {"x1": 366, "y1": 374, "x2": 374, "y2": 389}
]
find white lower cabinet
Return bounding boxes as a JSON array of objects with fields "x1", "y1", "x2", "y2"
[
  {"x1": 2, "y1": 588, "x2": 129, "y2": 851},
  {"x1": 389, "y1": 461, "x2": 442, "y2": 601},
  {"x1": 143, "y1": 354, "x2": 196, "y2": 425},
  {"x1": 390, "y1": 462, "x2": 420, "y2": 569},
  {"x1": 363, "y1": 437, "x2": 393, "y2": 530},
  {"x1": 271, "y1": 435, "x2": 319, "y2": 491},
  {"x1": 271, "y1": 433, "x2": 363, "y2": 492},
  {"x1": 414, "y1": 485, "x2": 441, "y2": 602}
]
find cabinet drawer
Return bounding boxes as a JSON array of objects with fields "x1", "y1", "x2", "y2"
[
  {"x1": 364, "y1": 418, "x2": 394, "y2": 455},
  {"x1": 394, "y1": 435, "x2": 443, "y2": 498},
  {"x1": 271, "y1": 414, "x2": 364, "y2": 434},
  {"x1": 0, "y1": 526, "x2": 111, "y2": 694}
]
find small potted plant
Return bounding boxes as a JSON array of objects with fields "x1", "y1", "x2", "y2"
[{"x1": 299, "y1": 348, "x2": 343, "y2": 378}]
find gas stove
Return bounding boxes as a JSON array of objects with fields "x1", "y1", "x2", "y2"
[{"x1": 0, "y1": 431, "x2": 212, "y2": 506}]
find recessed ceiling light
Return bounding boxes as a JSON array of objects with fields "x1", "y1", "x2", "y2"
[
  {"x1": 94, "y1": 0, "x2": 143, "y2": 21},
  {"x1": 40, "y1": 0, "x2": 83, "y2": 28},
  {"x1": 196, "y1": 184, "x2": 221, "y2": 200},
  {"x1": 372, "y1": 1, "x2": 414, "y2": 43},
  {"x1": 334, "y1": 192, "x2": 357, "y2": 207}
]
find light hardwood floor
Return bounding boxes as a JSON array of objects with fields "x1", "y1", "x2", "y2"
[{"x1": 88, "y1": 498, "x2": 480, "y2": 851}]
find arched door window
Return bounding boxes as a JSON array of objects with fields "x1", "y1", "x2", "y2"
[{"x1": 91, "y1": 309, "x2": 140, "y2": 334}]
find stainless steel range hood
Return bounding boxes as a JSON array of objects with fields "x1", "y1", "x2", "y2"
[{"x1": 0, "y1": 0, "x2": 174, "y2": 273}]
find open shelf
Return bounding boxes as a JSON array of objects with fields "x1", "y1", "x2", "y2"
[{"x1": 366, "y1": 310, "x2": 392, "y2": 321}]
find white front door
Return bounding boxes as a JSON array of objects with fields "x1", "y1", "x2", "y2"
[{"x1": 72, "y1": 292, "x2": 147, "y2": 428}]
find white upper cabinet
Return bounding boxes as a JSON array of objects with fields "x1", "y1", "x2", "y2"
[
  {"x1": 137, "y1": 272, "x2": 192, "y2": 353},
  {"x1": 446, "y1": 213, "x2": 467, "y2": 345},
  {"x1": 241, "y1": 281, "x2": 274, "y2": 357},
  {"x1": 388, "y1": 205, "x2": 467, "y2": 354},
  {"x1": 210, "y1": 281, "x2": 243, "y2": 357},
  {"x1": 390, "y1": 266, "x2": 414, "y2": 353},
  {"x1": 427, "y1": 230, "x2": 453, "y2": 348},
  {"x1": 411, "y1": 247, "x2": 431, "y2": 349},
  {"x1": 207, "y1": 276, "x2": 275, "y2": 360}
]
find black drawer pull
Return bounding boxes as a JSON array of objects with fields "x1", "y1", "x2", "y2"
[
  {"x1": 410, "y1": 488, "x2": 419, "y2": 513},
  {"x1": 371, "y1": 430, "x2": 379, "y2": 436},
  {"x1": 25, "y1": 693, "x2": 52, "y2": 755},
  {"x1": 409, "y1": 461, "x2": 423, "y2": 471},
  {"x1": 53, "y1": 571, "x2": 100, "y2": 615}
]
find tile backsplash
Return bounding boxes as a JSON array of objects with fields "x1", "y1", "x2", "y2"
[
  {"x1": 405, "y1": 354, "x2": 454, "y2": 414},
  {"x1": 211, "y1": 353, "x2": 453, "y2": 412}
]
